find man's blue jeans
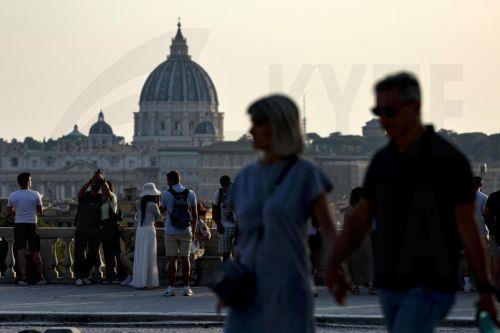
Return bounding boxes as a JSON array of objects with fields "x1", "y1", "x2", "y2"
[{"x1": 379, "y1": 286, "x2": 456, "y2": 333}]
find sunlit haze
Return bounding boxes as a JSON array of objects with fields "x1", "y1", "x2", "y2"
[{"x1": 1, "y1": 0, "x2": 499, "y2": 142}]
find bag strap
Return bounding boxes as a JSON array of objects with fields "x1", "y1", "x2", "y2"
[
  {"x1": 273, "y1": 155, "x2": 298, "y2": 192},
  {"x1": 182, "y1": 189, "x2": 190, "y2": 202},
  {"x1": 256, "y1": 155, "x2": 298, "y2": 240},
  {"x1": 167, "y1": 188, "x2": 178, "y2": 198}
]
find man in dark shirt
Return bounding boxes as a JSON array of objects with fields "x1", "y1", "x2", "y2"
[
  {"x1": 73, "y1": 171, "x2": 105, "y2": 286},
  {"x1": 484, "y1": 190, "x2": 500, "y2": 295},
  {"x1": 327, "y1": 72, "x2": 496, "y2": 332}
]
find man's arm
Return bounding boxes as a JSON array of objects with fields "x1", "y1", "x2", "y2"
[
  {"x1": 191, "y1": 207, "x2": 198, "y2": 239},
  {"x1": 102, "y1": 179, "x2": 111, "y2": 198},
  {"x1": 78, "y1": 179, "x2": 93, "y2": 199},
  {"x1": 159, "y1": 193, "x2": 167, "y2": 218},
  {"x1": 455, "y1": 202, "x2": 497, "y2": 318},
  {"x1": 36, "y1": 193, "x2": 43, "y2": 216},
  {"x1": 190, "y1": 192, "x2": 198, "y2": 240}
]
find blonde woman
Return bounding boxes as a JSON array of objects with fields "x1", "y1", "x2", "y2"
[{"x1": 218, "y1": 95, "x2": 341, "y2": 333}]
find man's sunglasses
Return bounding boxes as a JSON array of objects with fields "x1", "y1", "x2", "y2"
[
  {"x1": 371, "y1": 106, "x2": 399, "y2": 118},
  {"x1": 372, "y1": 101, "x2": 415, "y2": 118}
]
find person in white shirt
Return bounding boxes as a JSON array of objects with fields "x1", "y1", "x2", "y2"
[
  {"x1": 6, "y1": 172, "x2": 46, "y2": 286},
  {"x1": 160, "y1": 170, "x2": 198, "y2": 297}
]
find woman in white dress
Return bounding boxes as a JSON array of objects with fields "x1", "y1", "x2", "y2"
[{"x1": 129, "y1": 183, "x2": 161, "y2": 289}]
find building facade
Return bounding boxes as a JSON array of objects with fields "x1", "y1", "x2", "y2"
[{"x1": 0, "y1": 23, "x2": 370, "y2": 205}]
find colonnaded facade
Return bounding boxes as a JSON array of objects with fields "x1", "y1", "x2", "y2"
[{"x1": 0, "y1": 22, "x2": 379, "y2": 204}]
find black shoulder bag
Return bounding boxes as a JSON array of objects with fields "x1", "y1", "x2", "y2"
[{"x1": 209, "y1": 155, "x2": 298, "y2": 309}]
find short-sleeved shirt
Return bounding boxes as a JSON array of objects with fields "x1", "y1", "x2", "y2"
[
  {"x1": 212, "y1": 188, "x2": 236, "y2": 228},
  {"x1": 101, "y1": 193, "x2": 118, "y2": 221},
  {"x1": 76, "y1": 192, "x2": 104, "y2": 234},
  {"x1": 363, "y1": 126, "x2": 475, "y2": 292},
  {"x1": 476, "y1": 191, "x2": 488, "y2": 236},
  {"x1": 225, "y1": 157, "x2": 332, "y2": 333},
  {"x1": 7, "y1": 189, "x2": 42, "y2": 224},
  {"x1": 160, "y1": 184, "x2": 197, "y2": 235}
]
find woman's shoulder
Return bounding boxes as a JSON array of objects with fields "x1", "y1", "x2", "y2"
[
  {"x1": 235, "y1": 161, "x2": 261, "y2": 181},
  {"x1": 294, "y1": 156, "x2": 323, "y2": 173}
]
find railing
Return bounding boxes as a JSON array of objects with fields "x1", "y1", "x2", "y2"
[{"x1": 0, "y1": 227, "x2": 223, "y2": 285}]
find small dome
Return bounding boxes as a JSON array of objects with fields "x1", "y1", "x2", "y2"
[
  {"x1": 89, "y1": 112, "x2": 113, "y2": 135},
  {"x1": 194, "y1": 121, "x2": 216, "y2": 135},
  {"x1": 63, "y1": 125, "x2": 87, "y2": 140}
]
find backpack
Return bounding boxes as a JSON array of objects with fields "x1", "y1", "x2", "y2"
[{"x1": 168, "y1": 188, "x2": 192, "y2": 229}]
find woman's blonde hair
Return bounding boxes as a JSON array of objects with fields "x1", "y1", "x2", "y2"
[{"x1": 248, "y1": 94, "x2": 304, "y2": 156}]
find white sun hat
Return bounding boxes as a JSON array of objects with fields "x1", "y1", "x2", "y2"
[{"x1": 141, "y1": 183, "x2": 161, "y2": 196}]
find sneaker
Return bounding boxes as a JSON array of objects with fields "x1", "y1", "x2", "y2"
[
  {"x1": 164, "y1": 286, "x2": 176, "y2": 297},
  {"x1": 352, "y1": 285, "x2": 360, "y2": 295},
  {"x1": 75, "y1": 279, "x2": 83, "y2": 286},
  {"x1": 17, "y1": 280, "x2": 28, "y2": 286},
  {"x1": 111, "y1": 280, "x2": 121, "y2": 285},
  {"x1": 120, "y1": 275, "x2": 133, "y2": 286},
  {"x1": 183, "y1": 286, "x2": 193, "y2": 296},
  {"x1": 368, "y1": 287, "x2": 378, "y2": 295},
  {"x1": 83, "y1": 278, "x2": 92, "y2": 285},
  {"x1": 101, "y1": 280, "x2": 110, "y2": 285},
  {"x1": 36, "y1": 279, "x2": 48, "y2": 286}
]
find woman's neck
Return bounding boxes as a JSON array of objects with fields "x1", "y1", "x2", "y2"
[{"x1": 262, "y1": 151, "x2": 284, "y2": 164}]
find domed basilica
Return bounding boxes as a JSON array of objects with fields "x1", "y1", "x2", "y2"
[
  {"x1": 134, "y1": 22, "x2": 223, "y2": 148},
  {"x1": 0, "y1": 23, "x2": 259, "y2": 202},
  {"x1": 0, "y1": 22, "x2": 370, "y2": 204}
]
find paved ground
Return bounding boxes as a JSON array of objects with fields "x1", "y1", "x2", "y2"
[
  {"x1": 0, "y1": 325, "x2": 480, "y2": 332},
  {"x1": 0, "y1": 284, "x2": 489, "y2": 332},
  {"x1": 0, "y1": 284, "x2": 480, "y2": 319}
]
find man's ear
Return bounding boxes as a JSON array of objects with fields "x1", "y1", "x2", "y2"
[{"x1": 414, "y1": 101, "x2": 422, "y2": 114}]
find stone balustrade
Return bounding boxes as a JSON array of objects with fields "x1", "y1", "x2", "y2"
[{"x1": 0, "y1": 227, "x2": 223, "y2": 285}]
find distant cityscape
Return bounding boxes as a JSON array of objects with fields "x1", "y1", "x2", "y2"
[{"x1": 1, "y1": 22, "x2": 499, "y2": 211}]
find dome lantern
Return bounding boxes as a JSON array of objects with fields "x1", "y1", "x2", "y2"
[{"x1": 169, "y1": 18, "x2": 190, "y2": 60}]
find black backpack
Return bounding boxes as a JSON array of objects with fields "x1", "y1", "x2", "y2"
[{"x1": 168, "y1": 189, "x2": 192, "y2": 229}]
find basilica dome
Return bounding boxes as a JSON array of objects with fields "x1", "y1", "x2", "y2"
[
  {"x1": 133, "y1": 21, "x2": 223, "y2": 148},
  {"x1": 139, "y1": 23, "x2": 218, "y2": 104},
  {"x1": 89, "y1": 112, "x2": 113, "y2": 135}
]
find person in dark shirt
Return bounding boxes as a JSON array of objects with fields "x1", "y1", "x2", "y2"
[
  {"x1": 73, "y1": 171, "x2": 105, "y2": 286},
  {"x1": 484, "y1": 190, "x2": 500, "y2": 298},
  {"x1": 327, "y1": 72, "x2": 496, "y2": 332}
]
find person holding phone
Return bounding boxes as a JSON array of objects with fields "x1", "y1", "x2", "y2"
[{"x1": 74, "y1": 171, "x2": 105, "y2": 286}]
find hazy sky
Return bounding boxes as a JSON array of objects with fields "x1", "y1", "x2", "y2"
[{"x1": 1, "y1": 0, "x2": 500, "y2": 142}]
